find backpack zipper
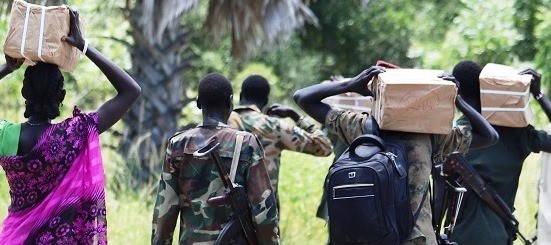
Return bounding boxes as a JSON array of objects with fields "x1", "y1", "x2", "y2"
[{"x1": 383, "y1": 152, "x2": 397, "y2": 163}]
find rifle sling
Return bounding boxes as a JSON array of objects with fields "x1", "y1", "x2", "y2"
[
  {"x1": 230, "y1": 132, "x2": 246, "y2": 183},
  {"x1": 414, "y1": 183, "x2": 429, "y2": 223}
]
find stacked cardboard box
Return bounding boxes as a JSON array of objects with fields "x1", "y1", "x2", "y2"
[
  {"x1": 479, "y1": 63, "x2": 533, "y2": 127},
  {"x1": 372, "y1": 69, "x2": 457, "y2": 134}
]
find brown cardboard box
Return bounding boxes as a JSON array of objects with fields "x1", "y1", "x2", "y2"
[
  {"x1": 321, "y1": 78, "x2": 373, "y2": 113},
  {"x1": 372, "y1": 69, "x2": 457, "y2": 134},
  {"x1": 3, "y1": 0, "x2": 82, "y2": 72},
  {"x1": 322, "y1": 94, "x2": 373, "y2": 113},
  {"x1": 479, "y1": 63, "x2": 533, "y2": 127}
]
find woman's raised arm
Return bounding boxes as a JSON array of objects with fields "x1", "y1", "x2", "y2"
[
  {"x1": 0, "y1": 55, "x2": 23, "y2": 80},
  {"x1": 62, "y1": 8, "x2": 141, "y2": 134}
]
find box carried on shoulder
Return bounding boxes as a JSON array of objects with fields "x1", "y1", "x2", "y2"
[
  {"x1": 479, "y1": 63, "x2": 533, "y2": 127},
  {"x1": 4, "y1": 0, "x2": 83, "y2": 72},
  {"x1": 372, "y1": 69, "x2": 457, "y2": 134}
]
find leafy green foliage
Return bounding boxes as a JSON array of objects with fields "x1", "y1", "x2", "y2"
[
  {"x1": 301, "y1": 0, "x2": 419, "y2": 77},
  {"x1": 422, "y1": 0, "x2": 521, "y2": 70},
  {"x1": 253, "y1": 38, "x2": 324, "y2": 104},
  {"x1": 513, "y1": 0, "x2": 542, "y2": 61},
  {"x1": 535, "y1": 3, "x2": 551, "y2": 90}
]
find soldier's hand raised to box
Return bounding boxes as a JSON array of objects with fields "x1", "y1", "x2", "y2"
[
  {"x1": 438, "y1": 74, "x2": 460, "y2": 89},
  {"x1": 519, "y1": 68, "x2": 542, "y2": 96},
  {"x1": 61, "y1": 8, "x2": 85, "y2": 51},
  {"x1": 520, "y1": 68, "x2": 551, "y2": 152},
  {"x1": 348, "y1": 66, "x2": 385, "y2": 96},
  {"x1": 266, "y1": 104, "x2": 301, "y2": 121}
]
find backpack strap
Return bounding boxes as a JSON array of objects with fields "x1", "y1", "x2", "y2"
[
  {"x1": 229, "y1": 132, "x2": 246, "y2": 183},
  {"x1": 414, "y1": 183, "x2": 430, "y2": 223}
]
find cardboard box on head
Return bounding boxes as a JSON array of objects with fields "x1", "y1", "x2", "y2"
[
  {"x1": 3, "y1": 0, "x2": 83, "y2": 72},
  {"x1": 372, "y1": 69, "x2": 458, "y2": 134},
  {"x1": 479, "y1": 63, "x2": 533, "y2": 128}
]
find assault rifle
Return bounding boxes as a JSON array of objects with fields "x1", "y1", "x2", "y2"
[
  {"x1": 433, "y1": 152, "x2": 535, "y2": 245},
  {"x1": 194, "y1": 138, "x2": 258, "y2": 245}
]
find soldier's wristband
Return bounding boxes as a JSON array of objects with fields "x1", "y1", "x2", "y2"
[
  {"x1": 82, "y1": 39, "x2": 89, "y2": 55},
  {"x1": 536, "y1": 92, "x2": 544, "y2": 100},
  {"x1": 296, "y1": 116, "x2": 305, "y2": 125}
]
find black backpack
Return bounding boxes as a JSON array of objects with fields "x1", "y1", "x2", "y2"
[{"x1": 326, "y1": 132, "x2": 424, "y2": 245}]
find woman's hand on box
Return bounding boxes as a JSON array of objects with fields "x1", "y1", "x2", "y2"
[
  {"x1": 61, "y1": 8, "x2": 85, "y2": 51},
  {"x1": 519, "y1": 68, "x2": 542, "y2": 96},
  {"x1": 348, "y1": 66, "x2": 385, "y2": 97}
]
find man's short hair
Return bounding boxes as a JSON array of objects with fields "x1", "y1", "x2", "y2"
[
  {"x1": 198, "y1": 73, "x2": 233, "y2": 108},
  {"x1": 453, "y1": 61, "x2": 482, "y2": 98},
  {"x1": 241, "y1": 75, "x2": 270, "y2": 103}
]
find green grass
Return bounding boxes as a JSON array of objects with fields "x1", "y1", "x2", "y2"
[
  {"x1": 0, "y1": 150, "x2": 541, "y2": 244},
  {"x1": 278, "y1": 152, "x2": 332, "y2": 244}
]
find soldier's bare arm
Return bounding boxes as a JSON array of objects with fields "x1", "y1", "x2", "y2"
[
  {"x1": 246, "y1": 138, "x2": 280, "y2": 245},
  {"x1": 293, "y1": 66, "x2": 384, "y2": 123},
  {"x1": 152, "y1": 151, "x2": 181, "y2": 245},
  {"x1": 455, "y1": 95, "x2": 499, "y2": 149}
]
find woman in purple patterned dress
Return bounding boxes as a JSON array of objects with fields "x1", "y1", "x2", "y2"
[{"x1": 0, "y1": 8, "x2": 141, "y2": 244}]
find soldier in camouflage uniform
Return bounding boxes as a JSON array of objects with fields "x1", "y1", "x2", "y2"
[
  {"x1": 228, "y1": 75, "x2": 332, "y2": 197},
  {"x1": 294, "y1": 66, "x2": 498, "y2": 245},
  {"x1": 152, "y1": 73, "x2": 279, "y2": 244}
]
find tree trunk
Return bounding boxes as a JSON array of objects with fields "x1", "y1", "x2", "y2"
[{"x1": 119, "y1": 2, "x2": 192, "y2": 190}]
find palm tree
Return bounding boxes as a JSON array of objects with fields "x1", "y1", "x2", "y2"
[
  {"x1": 0, "y1": 0, "x2": 316, "y2": 188},
  {"x1": 119, "y1": 0, "x2": 317, "y2": 187}
]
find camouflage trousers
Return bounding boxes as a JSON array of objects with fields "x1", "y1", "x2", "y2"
[{"x1": 404, "y1": 154, "x2": 437, "y2": 245}]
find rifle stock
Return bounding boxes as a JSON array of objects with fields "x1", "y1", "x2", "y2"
[{"x1": 194, "y1": 138, "x2": 259, "y2": 245}]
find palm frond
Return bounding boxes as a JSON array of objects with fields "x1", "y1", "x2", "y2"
[
  {"x1": 138, "y1": 0, "x2": 197, "y2": 44},
  {"x1": 205, "y1": 0, "x2": 318, "y2": 57}
]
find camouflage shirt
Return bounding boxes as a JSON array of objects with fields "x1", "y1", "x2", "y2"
[
  {"x1": 325, "y1": 108, "x2": 472, "y2": 245},
  {"x1": 228, "y1": 105, "x2": 332, "y2": 193},
  {"x1": 151, "y1": 121, "x2": 279, "y2": 245}
]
